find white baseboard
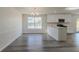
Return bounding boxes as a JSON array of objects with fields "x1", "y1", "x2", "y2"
[{"x1": 0, "y1": 34, "x2": 22, "y2": 52}]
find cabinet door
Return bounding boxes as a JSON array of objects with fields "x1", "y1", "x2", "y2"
[{"x1": 59, "y1": 28, "x2": 67, "y2": 41}]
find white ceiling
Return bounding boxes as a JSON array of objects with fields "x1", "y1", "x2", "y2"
[{"x1": 15, "y1": 7, "x2": 79, "y2": 15}]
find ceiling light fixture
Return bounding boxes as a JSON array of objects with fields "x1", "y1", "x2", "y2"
[
  {"x1": 65, "y1": 7, "x2": 79, "y2": 10},
  {"x1": 31, "y1": 8, "x2": 39, "y2": 16}
]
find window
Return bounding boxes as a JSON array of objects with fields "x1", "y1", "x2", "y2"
[
  {"x1": 28, "y1": 16, "x2": 42, "y2": 29},
  {"x1": 76, "y1": 19, "x2": 79, "y2": 32}
]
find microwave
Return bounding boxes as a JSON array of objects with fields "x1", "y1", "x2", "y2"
[{"x1": 58, "y1": 19, "x2": 65, "y2": 23}]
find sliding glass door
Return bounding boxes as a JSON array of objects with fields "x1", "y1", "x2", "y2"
[
  {"x1": 27, "y1": 16, "x2": 43, "y2": 33},
  {"x1": 28, "y1": 16, "x2": 42, "y2": 29}
]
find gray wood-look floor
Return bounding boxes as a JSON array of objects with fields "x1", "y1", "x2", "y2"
[{"x1": 2, "y1": 33, "x2": 79, "y2": 52}]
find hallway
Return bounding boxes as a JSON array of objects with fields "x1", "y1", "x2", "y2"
[{"x1": 2, "y1": 33, "x2": 79, "y2": 52}]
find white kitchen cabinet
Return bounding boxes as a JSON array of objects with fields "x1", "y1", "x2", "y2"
[{"x1": 47, "y1": 26, "x2": 67, "y2": 41}]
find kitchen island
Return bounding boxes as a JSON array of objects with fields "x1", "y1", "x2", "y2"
[{"x1": 47, "y1": 25, "x2": 67, "y2": 41}]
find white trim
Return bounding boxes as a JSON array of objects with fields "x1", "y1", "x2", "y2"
[{"x1": 0, "y1": 34, "x2": 22, "y2": 52}]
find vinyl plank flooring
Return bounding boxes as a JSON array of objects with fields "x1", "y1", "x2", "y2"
[{"x1": 2, "y1": 33, "x2": 79, "y2": 52}]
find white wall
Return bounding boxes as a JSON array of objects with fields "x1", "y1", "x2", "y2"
[
  {"x1": 22, "y1": 14, "x2": 47, "y2": 33},
  {"x1": 0, "y1": 8, "x2": 22, "y2": 51},
  {"x1": 47, "y1": 14, "x2": 77, "y2": 33}
]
